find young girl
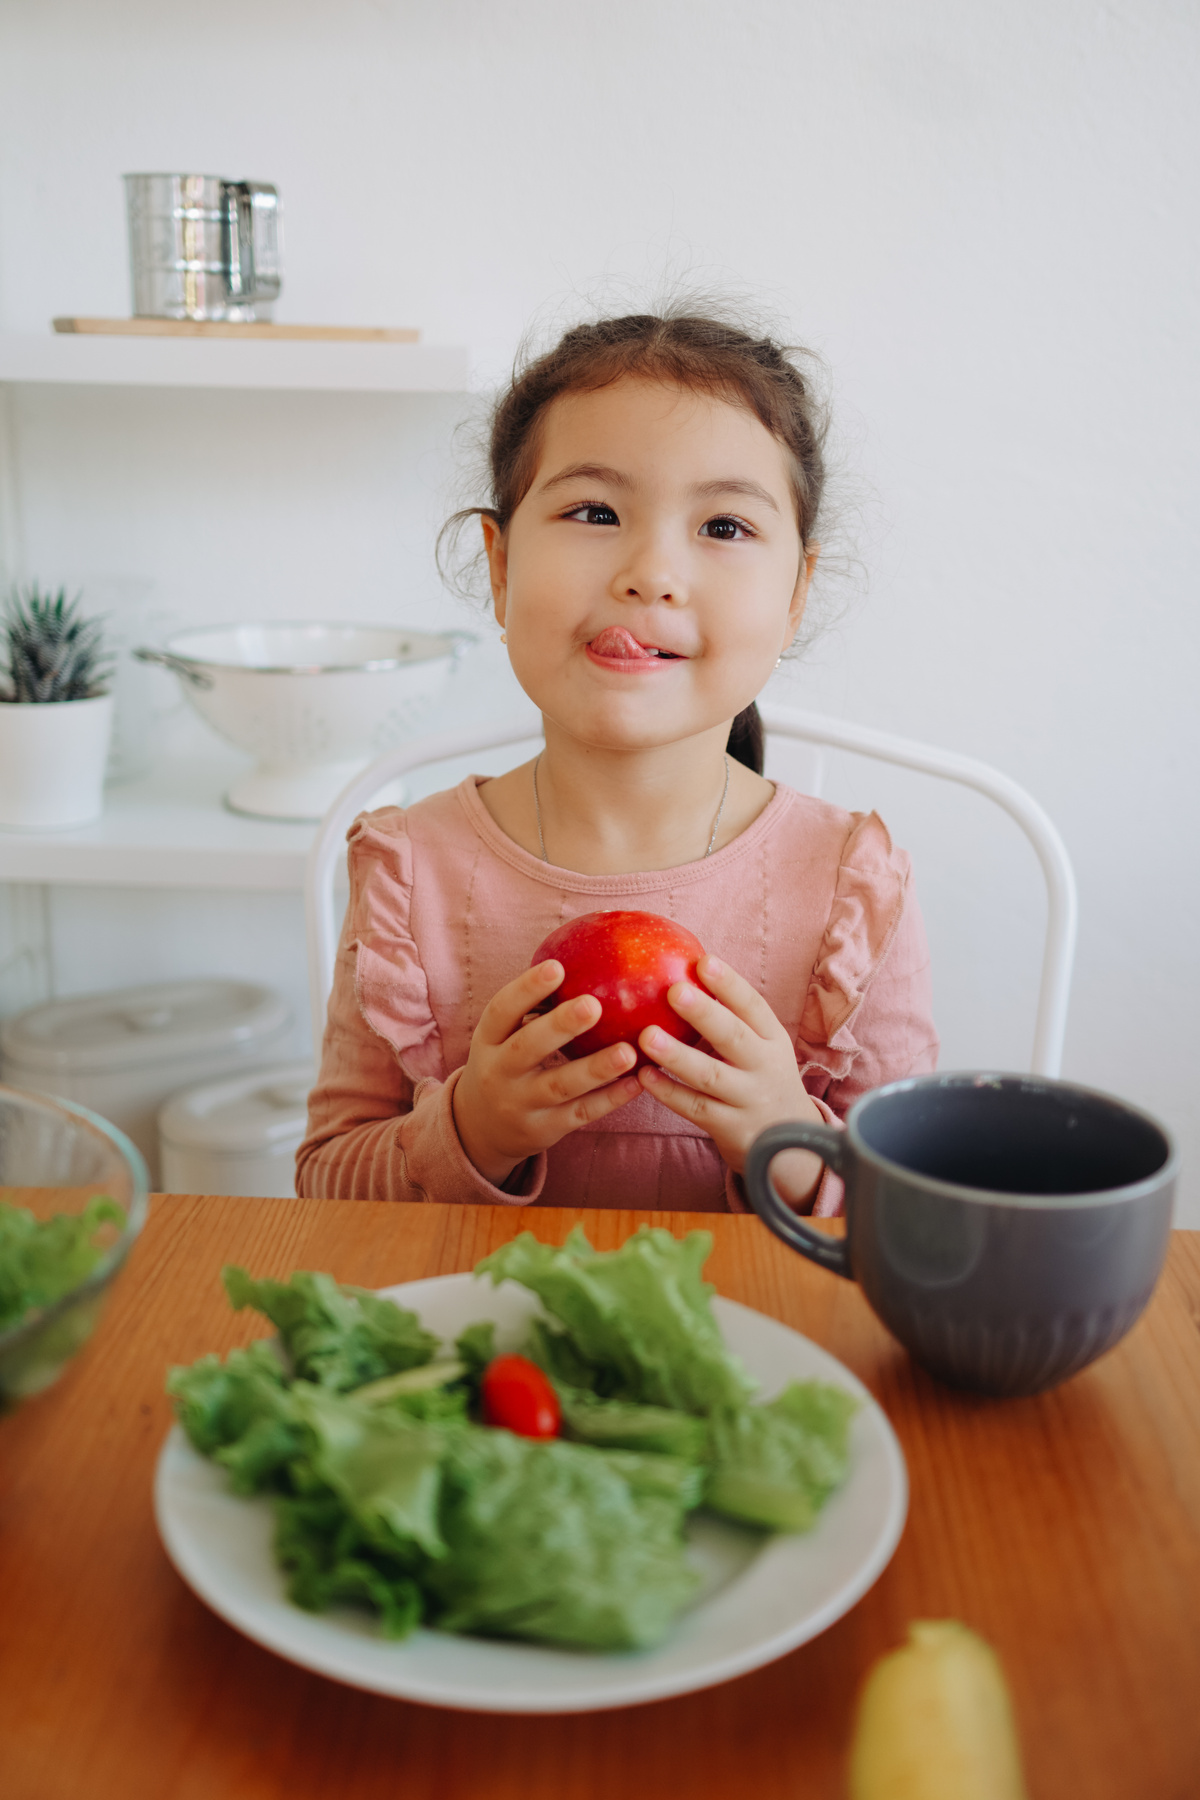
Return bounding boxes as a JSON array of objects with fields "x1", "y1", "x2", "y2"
[{"x1": 297, "y1": 311, "x2": 938, "y2": 1215}]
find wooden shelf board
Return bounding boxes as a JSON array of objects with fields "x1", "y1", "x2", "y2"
[{"x1": 53, "y1": 318, "x2": 420, "y2": 343}]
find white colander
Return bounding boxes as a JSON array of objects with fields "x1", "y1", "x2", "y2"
[{"x1": 137, "y1": 621, "x2": 472, "y2": 819}]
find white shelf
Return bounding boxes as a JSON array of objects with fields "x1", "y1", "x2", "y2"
[
  {"x1": 0, "y1": 332, "x2": 470, "y2": 393},
  {"x1": 0, "y1": 750, "x2": 316, "y2": 889},
  {"x1": 0, "y1": 645, "x2": 535, "y2": 894}
]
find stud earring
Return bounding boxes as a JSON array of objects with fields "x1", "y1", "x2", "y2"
[
  {"x1": 774, "y1": 656, "x2": 782, "y2": 669},
  {"x1": 500, "y1": 630, "x2": 507, "y2": 645}
]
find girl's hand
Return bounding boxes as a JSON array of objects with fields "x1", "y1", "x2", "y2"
[
  {"x1": 637, "y1": 954, "x2": 826, "y2": 1207},
  {"x1": 452, "y1": 959, "x2": 642, "y2": 1187}
]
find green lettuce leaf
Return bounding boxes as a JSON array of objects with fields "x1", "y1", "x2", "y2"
[
  {"x1": 454, "y1": 1320, "x2": 497, "y2": 1378},
  {"x1": 478, "y1": 1226, "x2": 756, "y2": 1414},
  {"x1": 289, "y1": 1383, "x2": 448, "y2": 1559},
  {"x1": 0, "y1": 1195, "x2": 124, "y2": 1330},
  {"x1": 592, "y1": 1445, "x2": 706, "y2": 1509},
  {"x1": 704, "y1": 1381, "x2": 858, "y2": 1532},
  {"x1": 222, "y1": 1266, "x2": 439, "y2": 1391},
  {"x1": 375, "y1": 1382, "x2": 470, "y2": 1427},
  {"x1": 523, "y1": 1315, "x2": 606, "y2": 1391},
  {"x1": 426, "y1": 1426, "x2": 703, "y2": 1650},
  {"x1": 556, "y1": 1385, "x2": 709, "y2": 1462},
  {"x1": 166, "y1": 1339, "x2": 305, "y2": 1492},
  {"x1": 350, "y1": 1360, "x2": 469, "y2": 1419},
  {"x1": 274, "y1": 1491, "x2": 425, "y2": 1639}
]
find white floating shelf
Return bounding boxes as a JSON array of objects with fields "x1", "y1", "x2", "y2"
[
  {"x1": 0, "y1": 332, "x2": 470, "y2": 393},
  {"x1": 0, "y1": 652, "x2": 538, "y2": 894},
  {"x1": 0, "y1": 750, "x2": 315, "y2": 890}
]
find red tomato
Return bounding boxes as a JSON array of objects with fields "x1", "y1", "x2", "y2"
[
  {"x1": 480, "y1": 1354, "x2": 562, "y2": 1438},
  {"x1": 531, "y1": 909, "x2": 705, "y2": 1068}
]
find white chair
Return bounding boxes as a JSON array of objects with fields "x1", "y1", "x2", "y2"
[{"x1": 305, "y1": 704, "x2": 1077, "y2": 1076}]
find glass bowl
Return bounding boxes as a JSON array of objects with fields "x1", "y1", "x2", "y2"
[{"x1": 0, "y1": 1085, "x2": 149, "y2": 1409}]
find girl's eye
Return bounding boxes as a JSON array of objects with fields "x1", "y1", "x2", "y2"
[
  {"x1": 700, "y1": 515, "x2": 752, "y2": 541},
  {"x1": 563, "y1": 502, "x2": 619, "y2": 526}
]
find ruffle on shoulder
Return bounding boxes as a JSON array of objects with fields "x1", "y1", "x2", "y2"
[
  {"x1": 346, "y1": 808, "x2": 446, "y2": 1084},
  {"x1": 795, "y1": 810, "x2": 909, "y2": 1083}
]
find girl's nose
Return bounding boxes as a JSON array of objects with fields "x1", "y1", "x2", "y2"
[{"x1": 612, "y1": 534, "x2": 688, "y2": 607}]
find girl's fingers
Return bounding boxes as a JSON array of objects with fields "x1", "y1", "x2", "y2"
[
  {"x1": 533, "y1": 1039, "x2": 638, "y2": 1104},
  {"x1": 667, "y1": 956, "x2": 781, "y2": 1066},
  {"x1": 476, "y1": 960, "x2": 565, "y2": 1047},
  {"x1": 637, "y1": 1023, "x2": 742, "y2": 1101},
  {"x1": 561, "y1": 1071, "x2": 643, "y2": 1127},
  {"x1": 510, "y1": 991, "x2": 605, "y2": 1067},
  {"x1": 638, "y1": 1060, "x2": 729, "y2": 1129},
  {"x1": 667, "y1": 984, "x2": 753, "y2": 1069},
  {"x1": 665, "y1": 985, "x2": 758, "y2": 1071},
  {"x1": 693, "y1": 955, "x2": 782, "y2": 1039}
]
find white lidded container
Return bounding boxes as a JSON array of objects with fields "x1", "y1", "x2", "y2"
[
  {"x1": 0, "y1": 980, "x2": 291, "y2": 1185},
  {"x1": 159, "y1": 1062, "x2": 313, "y2": 1198}
]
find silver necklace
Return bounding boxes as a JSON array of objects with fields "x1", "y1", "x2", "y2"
[{"x1": 532, "y1": 753, "x2": 731, "y2": 865}]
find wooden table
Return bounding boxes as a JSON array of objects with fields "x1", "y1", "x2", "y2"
[{"x1": 3, "y1": 1197, "x2": 1199, "y2": 1800}]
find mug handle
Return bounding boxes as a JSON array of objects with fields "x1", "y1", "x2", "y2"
[
  {"x1": 223, "y1": 182, "x2": 256, "y2": 302},
  {"x1": 743, "y1": 1121, "x2": 853, "y2": 1279}
]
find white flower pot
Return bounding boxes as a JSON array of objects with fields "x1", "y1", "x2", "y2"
[{"x1": 0, "y1": 694, "x2": 114, "y2": 830}]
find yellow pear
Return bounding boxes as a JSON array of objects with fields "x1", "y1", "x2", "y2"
[{"x1": 849, "y1": 1620, "x2": 1028, "y2": 1800}]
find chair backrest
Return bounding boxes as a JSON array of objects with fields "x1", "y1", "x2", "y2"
[{"x1": 305, "y1": 703, "x2": 1077, "y2": 1076}]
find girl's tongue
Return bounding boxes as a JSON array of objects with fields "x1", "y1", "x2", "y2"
[{"x1": 589, "y1": 626, "x2": 663, "y2": 660}]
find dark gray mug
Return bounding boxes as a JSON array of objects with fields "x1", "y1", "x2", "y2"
[{"x1": 744, "y1": 1073, "x2": 1178, "y2": 1396}]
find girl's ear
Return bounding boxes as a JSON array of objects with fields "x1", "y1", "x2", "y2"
[
  {"x1": 782, "y1": 543, "x2": 820, "y2": 650},
  {"x1": 480, "y1": 513, "x2": 508, "y2": 628}
]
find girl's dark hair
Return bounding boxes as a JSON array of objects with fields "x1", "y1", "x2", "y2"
[
  {"x1": 725, "y1": 703, "x2": 765, "y2": 776},
  {"x1": 441, "y1": 309, "x2": 830, "y2": 776}
]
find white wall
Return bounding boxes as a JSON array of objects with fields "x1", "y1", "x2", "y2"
[{"x1": 1, "y1": 0, "x2": 1196, "y2": 1216}]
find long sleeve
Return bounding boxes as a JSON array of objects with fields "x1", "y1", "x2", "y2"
[
  {"x1": 805, "y1": 883, "x2": 939, "y2": 1118},
  {"x1": 793, "y1": 880, "x2": 938, "y2": 1218},
  {"x1": 730, "y1": 813, "x2": 939, "y2": 1220},
  {"x1": 792, "y1": 809, "x2": 939, "y2": 1117},
  {"x1": 295, "y1": 812, "x2": 547, "y2": 1206}
]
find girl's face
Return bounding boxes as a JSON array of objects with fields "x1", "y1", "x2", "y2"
[{"x1": 483, "y1": 378, "x2": 815, "y2": 754}]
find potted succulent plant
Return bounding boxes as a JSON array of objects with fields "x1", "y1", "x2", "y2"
[{"x1": 0, "y1": 586, "x2": 114, "y2": 830}]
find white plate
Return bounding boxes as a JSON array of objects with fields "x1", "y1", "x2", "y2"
[{"x1": 155, "y1": 1273, "x2": 906, "y2": 1713}]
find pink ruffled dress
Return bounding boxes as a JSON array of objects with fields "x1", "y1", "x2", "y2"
[{"x1": 297, "y1": 776, "x2": 938, "y2": 1215}]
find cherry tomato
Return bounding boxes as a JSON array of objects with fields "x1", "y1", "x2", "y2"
[{"x1": 480, "y1": 1354, "x2": 561, "y2": 1439}]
